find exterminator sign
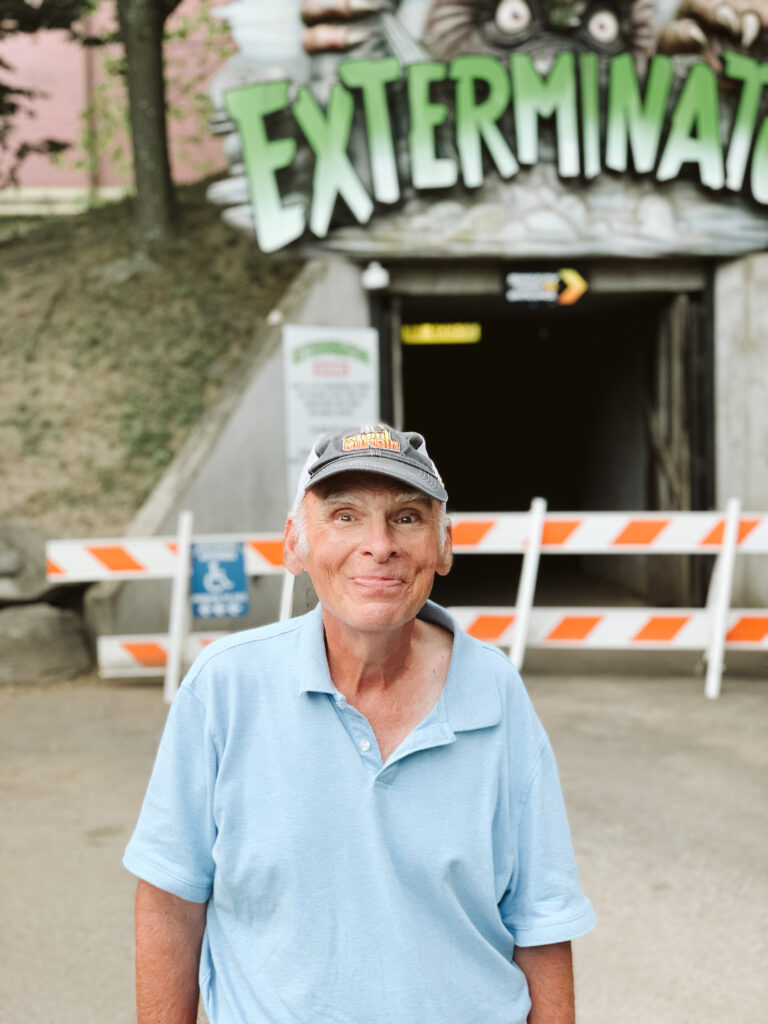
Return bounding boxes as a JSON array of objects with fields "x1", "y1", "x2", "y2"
[{"x1": 225, "y1": 51, "x2": 768, "y2": 253}]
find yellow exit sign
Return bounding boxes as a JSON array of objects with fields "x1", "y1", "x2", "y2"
[{"x1": 401, "y1": 322, "x2": 482, "y2": 345}]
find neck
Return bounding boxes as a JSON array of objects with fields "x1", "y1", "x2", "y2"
[{"x1": 321, "y1": 609, "x2": 420, "y2": 700}]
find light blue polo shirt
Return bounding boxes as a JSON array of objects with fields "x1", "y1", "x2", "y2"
[{"x1": 124, "y1": 601, "x2": 595, "y2": 1024}]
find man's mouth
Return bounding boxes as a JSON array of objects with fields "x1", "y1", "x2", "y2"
[{"x1": 350, "y1": 576, "x2": 405, "y2": 589}]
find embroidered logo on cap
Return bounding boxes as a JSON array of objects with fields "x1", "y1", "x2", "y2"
[{"x1": 342, "y1": 427, "x2": 401, "y2": 453}]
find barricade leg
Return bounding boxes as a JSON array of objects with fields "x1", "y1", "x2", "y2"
[
  {"x1": 164, "y1": 510, "x2": 194, "y2": 704},
  {"x1": 278, "y1": 570, "x2": 295, "y2": 622},
  {"x1": 704, "y1": 497, "x2": 741, "y2": 700},
  {"x1": 510, "y1": 497, "x2": 547, "y2": 670}
]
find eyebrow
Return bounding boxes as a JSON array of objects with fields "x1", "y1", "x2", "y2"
[
  {"x1": 321, "y1": 489, "x2": 431, "y2": 506},
  {"x1": 394, "y1": 491, "x2": 432, "y2": 505}
]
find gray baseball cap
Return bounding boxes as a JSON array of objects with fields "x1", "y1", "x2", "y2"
[{"x1": 293, "y1": 423, "x2": 448, "y2": 508}]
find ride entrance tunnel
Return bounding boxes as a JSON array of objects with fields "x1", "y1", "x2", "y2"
[{"x1": 391, "y1": 283, "x2": 714, "y2": 611}]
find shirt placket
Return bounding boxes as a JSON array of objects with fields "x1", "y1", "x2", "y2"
[
  {"x1": 329, "y1": 692, "x2": 457, "y2": 781},
  {"x1": 330, "y1": 692, "x2": 383, "y2": 773}
]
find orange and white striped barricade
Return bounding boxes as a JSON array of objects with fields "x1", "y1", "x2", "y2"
[
  {"x1": 45, "y1": 531, "x2": 286, "y2": 582},
  {"x1": 97, "y1": 632, "x2": 229, "y2": 679},
  {"x1": 49, "y1": 501, "x2": 768, "y2": 698},
  {"x1": 102, "y1": 603, "x2": 768, "y2": 679},
  {"x1": 46, "y1": 513, "x2": 291, "y2": 700},
  {"x1": 449, "y1": 497, "x2": 768, "y2": 698},
  {"x1": 449, "y1": 506, "x2": 768, "y2": 557},
  {"x1": 449, "y1": 607, "x2": 768, "y2": 651}
]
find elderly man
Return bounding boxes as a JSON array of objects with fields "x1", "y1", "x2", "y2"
[{"x1": 124, "y1": 422, "x2": 595, "y2": 1024}]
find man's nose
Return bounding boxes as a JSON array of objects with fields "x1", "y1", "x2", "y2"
[{"x1": 361, "y1": 517, "x2": 397, "y2": 559}]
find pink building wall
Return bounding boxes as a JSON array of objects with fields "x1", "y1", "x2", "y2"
[
  {"x1": 3, "y1": 30, "x2": 90, "y2": 187},
  {"x1": 4, "y1": 1, "x2": 228, "y2": 193}
]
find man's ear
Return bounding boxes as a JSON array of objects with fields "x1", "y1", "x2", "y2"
[
  {"x1": 436, "y1": 519, "x2": 453, "y2": 577},
  {"x1": 283, "y1": 519, "x2": 305, "y2": 576}
]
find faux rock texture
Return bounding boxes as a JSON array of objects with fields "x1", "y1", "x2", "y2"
[
  {"x1": 0, "y1": 604, "x2": 93, "y2": 686},
  {"x1": 0, "y1": 521, "x2": 57, "y2": 606}
]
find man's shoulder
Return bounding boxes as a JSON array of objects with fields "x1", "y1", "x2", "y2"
[
  {"x1": 424, "y1": 601, "x2": 539, "y2": 722},
  {"x1": 425, "y1": 602, "x2": 526, "y2": 683},
  {"x1": 181, "y1": 611, "x2": 312, "y2": 697},
  {"x1": 452, "y1": 633, "x2": 548, "y2": 768},
  {"x1": 460, "y1": 634, "x2": 535, "y2": 712}
]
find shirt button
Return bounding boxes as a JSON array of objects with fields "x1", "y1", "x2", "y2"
[
  {"x1": 335, "y1": 695, "x2": 346, "y2": 706},
  {"x1": 359, "y1": 739, "x2": 371, "y2": 752}
]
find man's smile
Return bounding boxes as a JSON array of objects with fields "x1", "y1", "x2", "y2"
[{"x1": 350, "y1": 575, "x2": 406, "y2": 590}]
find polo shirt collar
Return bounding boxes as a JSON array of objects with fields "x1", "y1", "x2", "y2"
[
  {"x1": 422, "y1": 601, "x2": 502, "y2": 734},
  {"x1": 297, "y1": 604, "x2": 337, "y2": 696},
  {"x1": 297, "y1": 601, "x2": 502, "y2": 735}
]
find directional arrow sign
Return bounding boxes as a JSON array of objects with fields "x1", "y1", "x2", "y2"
[
  {"x1": 503, "y1": 268, "x2": 589, "y2": 307},
  {"x1": 557, "y1": 268, "x2": 589, "y2": 305}
]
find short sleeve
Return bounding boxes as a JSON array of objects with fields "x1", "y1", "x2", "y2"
[
  {"x1": 500, "y1": 740, "x2": 596, "y2": 946},
  {"x1": 123, "y1": 685, "x2": 218, "y2": 903}
]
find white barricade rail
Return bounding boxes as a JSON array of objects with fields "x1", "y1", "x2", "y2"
[
  {"x1": 449, "y1": 498, "x2": 768, "y2": 699},
  {"x1": 449, "y1": 511, "x2": 768, "y2": 554},
  {"x1": 449, "y1": 608, "x2": 768, "y2": 650},
  {"x1": 46, "y1": 533, "x2": 285, "y2": 582},
  {"x1": 47, "y1": 501, "x2": 768, "y2": 700},
  {"x1": 97, "y1": 610, "x2": 768, "y2": 677},
  {"x1": 47, "y1": 514, "x2": 768, "y2": 582},
  {"x1": 99, "y1": 632, "x2": 229, "y2": 678},
  {"x1": 46, "y1": 515, "x2": 289, "y2": 701}
]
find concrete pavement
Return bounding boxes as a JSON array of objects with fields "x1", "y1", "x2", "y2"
[{"x1": 0, "y1": 669, "x2": 766, "y2": 1023}]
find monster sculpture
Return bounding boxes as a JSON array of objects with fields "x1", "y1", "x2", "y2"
[
  {"x1": 421, "y1": 0, "x2": 656, "y2": 61},
  {"x1": 299, "y1": 0, "x2": 767, "y2": 65},
  {"x1": 660, "y1": 0, "x2": 768, "y2": 69},
  {"x1": 210, "y1": 0, "x2": 768, "y2": 256}
]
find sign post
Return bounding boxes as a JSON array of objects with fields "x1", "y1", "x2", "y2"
[{"x1": 164, "y1": 510, "x2": 194, "y2": 705}]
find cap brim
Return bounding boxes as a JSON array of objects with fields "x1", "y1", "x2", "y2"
[{"x1": 308, "y1": 454, "x2": 448, "y2": 502}]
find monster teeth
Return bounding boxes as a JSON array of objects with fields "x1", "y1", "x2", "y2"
[
  {"x1": 715, "y1": 2, "x2": 741, "y2": 35},
  {"x1": 303, "y1": 23, "x2": 371, "y2": 51},
  {"x1": 741, "y1": 10, "x2": 761, "y2": 47},
  {"x1": 343, "y1": 24, "x2": 373, "y2": 45},
  {"x1": 687, "y1": 21, "x2": 709, "y2": 48},
  {"x1": 301, "y1": 0, "x2": 390, "y2": 19},
  {"x1": 348, "y1": 0, "x2": 393, "y2": 11}
]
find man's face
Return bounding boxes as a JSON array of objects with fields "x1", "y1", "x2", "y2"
[{"x1": 285, "y1": 472, "x2": 452, "y2": 634}]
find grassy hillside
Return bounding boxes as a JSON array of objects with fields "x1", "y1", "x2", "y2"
[{"x1": 0, "y1": 182, "x2": 299, "y2": 537}]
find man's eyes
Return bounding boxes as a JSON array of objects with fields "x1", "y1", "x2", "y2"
[
  {"x1": 395, "y1": 512, "x2": 423, "y2": 525},
  {"x1": 330, "y1": 510, "x2": 424, "y2": 524}
]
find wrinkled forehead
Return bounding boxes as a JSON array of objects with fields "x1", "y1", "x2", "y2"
[{"x1": 308, "y1": 470, "x2": 436, "y2": 506}]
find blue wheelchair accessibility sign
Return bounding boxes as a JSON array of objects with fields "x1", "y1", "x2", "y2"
[{"x1": 191, "y1": 541, "x2": 250, "y2": 619}]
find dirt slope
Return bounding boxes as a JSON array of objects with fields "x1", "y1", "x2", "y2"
[{"x1": 0, "y1": 182, "x2": 298, "y2": 538}]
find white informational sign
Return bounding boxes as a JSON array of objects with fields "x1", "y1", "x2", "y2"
[{"x1": 283, "y1": 324, "x2": 380, "y2": 501}]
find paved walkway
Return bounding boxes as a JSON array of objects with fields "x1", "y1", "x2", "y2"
[{"x1": 1, "y1": 670, "x2": 766, "y2": 1023}]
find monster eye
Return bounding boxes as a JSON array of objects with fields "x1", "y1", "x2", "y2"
[
  {"x1": 495, "y1": 0, "x2": 533, "y2": 35},
  {"x1": 586, "y1": 9, "x2": 620, "y2": 44}
]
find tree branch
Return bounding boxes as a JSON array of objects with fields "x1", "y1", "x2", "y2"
[
  {"x1": 160, "y1": 0, "x2": 184, "y2": 25},
  {"x1": 0, "y1": 1, "x2": 95, "y2": 38}
]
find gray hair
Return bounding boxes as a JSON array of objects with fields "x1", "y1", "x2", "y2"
[{"x1": 289, "y1": 489, "x2": 451, "y2": 557}]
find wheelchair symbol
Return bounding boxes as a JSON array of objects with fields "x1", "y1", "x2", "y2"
[{"x1": 203, "y1": 560, "x2": 235, "y2": 595}]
